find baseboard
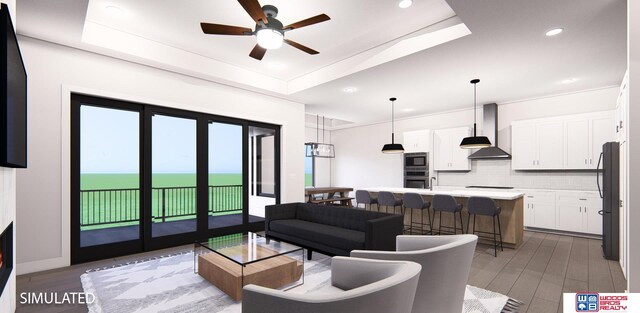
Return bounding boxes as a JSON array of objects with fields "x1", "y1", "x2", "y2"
[
  {"x1": 16, "y1": 256, "x2": 69, "y2": 275},
  {"x1": 524, "y1": 227, "x2": 602, "y2": 239}
]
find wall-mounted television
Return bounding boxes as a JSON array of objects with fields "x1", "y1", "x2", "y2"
[{"x1": 1, "y1": 3, "x2": 27, "y2": 168}]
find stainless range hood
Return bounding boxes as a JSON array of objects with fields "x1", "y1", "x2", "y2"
[{"x1": 468, "y1": 103, "x2": 511, "y2": 159}]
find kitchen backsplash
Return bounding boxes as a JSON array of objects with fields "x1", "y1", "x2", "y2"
[{"x1": 436, "y1": 159, "x2": 598, "y2": 191}]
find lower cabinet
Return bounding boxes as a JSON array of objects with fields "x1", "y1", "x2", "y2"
[
  {"x1": 522, "y1": 190, "x2": 602, "y2": 235},
  {"x1": 524, "y1": 192, "x2": 556, "y2": 229},
  {"x1": 556, "y1": 192, "x2": 602, "y2": 235}
]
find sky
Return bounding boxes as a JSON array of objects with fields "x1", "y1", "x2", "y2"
[{"x1": 80, "y1": 106, "x2": 242, "y2": 174}]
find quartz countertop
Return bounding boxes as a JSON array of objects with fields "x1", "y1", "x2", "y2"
[{"x1": 362, "y1": 187, "x2": 525, "y2": 200}]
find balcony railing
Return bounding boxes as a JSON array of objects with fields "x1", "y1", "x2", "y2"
[{"x1": 79, "y1": 185, "x2": 242, "y2": 227}]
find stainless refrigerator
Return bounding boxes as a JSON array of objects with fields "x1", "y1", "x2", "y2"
[{"x1": 597, "y1": 142, "x2": 619, "y2": 260}]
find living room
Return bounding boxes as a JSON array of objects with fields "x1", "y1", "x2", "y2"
[{"x1": 1, "y1": 0, "x2": 640, "y2": 312}]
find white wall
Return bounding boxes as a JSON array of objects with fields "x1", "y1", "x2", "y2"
[
  {"x1": 626, "y1": 0, "x2": 639, "y2": 292},
  {"x1": 304, "y1": 127, "x2": 331, "y2": 187},
  {"x1": 15, "y1": 36, "x2": 305, "y2": 274},
  {"x1": 330, "y1": 87, "x2": 618, "y2": 191},
  {"x1": 0, "y1": 1, "x2": 17, "y2": 312}
]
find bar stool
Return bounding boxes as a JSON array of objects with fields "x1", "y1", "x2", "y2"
[
  {"x1": 378, "y1": 191, "x2": 403, "y2": 215},
  {"x1": 355, "y1": 190, "x2": 378, "y2": 211},
  {"x1": 402, "y1": 192, "x2": 432, "y2": 235},
  {"x1": 467, "y1": 196, "x2": 503, "y2": 257},
  {"x1": 432, "y1": 194, "x2": 464, "y2": 235}
]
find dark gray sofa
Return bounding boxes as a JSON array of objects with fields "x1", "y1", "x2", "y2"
[{"x1": 265, "y1": 202, "x2": 403, "y2": 259}]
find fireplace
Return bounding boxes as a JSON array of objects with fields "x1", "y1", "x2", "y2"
[{"x1": 0, "y1": 223, "x2": 13, "y2": 296}]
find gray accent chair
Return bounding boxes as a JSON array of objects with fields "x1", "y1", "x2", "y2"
[
  {"x1": 432, "y1": 194, "x2": 464, "y2": 235},
  {"x1": 355, "y1": 190, "x2": 378, "y2": 211},
  {"x1": 242, "y1": 256, "x2": 421, "y2": 313},
  {"x1": 351, "y1": 234, "x2": 478, "y2": 313},
  {"x1": 467, "y1": 196, "x2": 503, "y2": 257},
  {"x1": 403, "y1": 192, "x2": 432, "y2": 235}
]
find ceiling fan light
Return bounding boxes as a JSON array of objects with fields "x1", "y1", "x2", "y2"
[{"x1": 257, "y1": 28, "x2": 283, "y2": 49}]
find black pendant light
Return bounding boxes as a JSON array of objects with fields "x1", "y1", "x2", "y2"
[
  {"x1": 460, "y1": 79, "x2": 492, "y2": 149},
  {"x1": 382, "y1": 97, "x2": 405, "y2": 153}
]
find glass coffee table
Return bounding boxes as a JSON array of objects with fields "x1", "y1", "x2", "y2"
[{"x1": 194, "y1": 232, "x2": 304, "y2": 301}]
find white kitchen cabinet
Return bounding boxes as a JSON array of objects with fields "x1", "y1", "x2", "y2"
[
  {"x1": 512, "y1": 110, "x2": 615, "y2": 170},
  {"x1": 403, "y1": 130, "x2": 431, "y2": 153},
  {"x1": 565, "y1": 114, "x2": 615, "y2": 169},
  {"x1": 512, "y1": 121, "x2": 563, "y2": 170},
  {"x1": 433, "y1": 127, "x2": 471, "y2": 171},
  {"x1": 616, "y1": 71, "x2": 628, "y2": 143},
  {"x1": 524, "y1": 191, "x2": 556, "y2": 229},
  {"x1": 556, "y1": 192, "x2": 602, "y2": 235}
]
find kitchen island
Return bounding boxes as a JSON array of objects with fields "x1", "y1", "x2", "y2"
[{"x1": 362, "y1": 187, "x2": 525, "y2": 249}]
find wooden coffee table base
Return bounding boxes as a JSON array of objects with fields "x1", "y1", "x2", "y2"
[{"x1": 198, "y1": 252, "x2": 303, "y2": 301}]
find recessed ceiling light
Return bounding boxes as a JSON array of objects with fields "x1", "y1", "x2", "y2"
[
  {"x1": 398, "y1": 0, "x2": 413, "y2": 9},
  {"x1": 545, "y1": 28, "x2": 563, "y2": 37},
  {"x1": 342, "y1": 87, "x2": 358, "y2": 93},
  {"x1": 560, "y1": 78, "x2": 578, "y2": 84},
  {"x1": 105, "y1": 5, "x2": 124, "y2": 16}
]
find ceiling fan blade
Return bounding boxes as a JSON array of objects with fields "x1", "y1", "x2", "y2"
[
  {"x1": 283, "y1": 14, "x2": 330, "y2": 30},
  {"x1": 249, "y1": 44, "x2": 267, "y2": 60},
  {"x1": 201, "y1": 23, "x2": 252, "y2": 35},
  {"x1": 238, "y1": 0, "x2": 269, "y2": 24},
  {"x1": 284, "y1": 39, "x2": 319, "y2": 55}
]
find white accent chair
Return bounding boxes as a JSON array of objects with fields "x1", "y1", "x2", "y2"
[
  {"x1": 242, "y1": 256, "x2": 421, "y2": 313},
  {"x1": 351, "y1": 234, "x2": 478, "y2": 313}
]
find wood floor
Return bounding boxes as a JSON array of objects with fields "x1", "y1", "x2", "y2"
[{"x1": 15, "y1": 231, "x2": 626, "y2": 313}]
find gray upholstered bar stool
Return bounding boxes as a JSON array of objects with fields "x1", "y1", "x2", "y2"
[
  {"x1": 378, "y1": 191, "x2": 403, "y2": 215},
  {"x1": 432, "y1": 194, "x2": 464, "y2": 235},
  {"x1": 402, "y1": 192, "x2": 432, "y2": 235},
  {"x1": 467, "y1": 196, "x2": 503, "y2": 257},
  {"x1": 355, "y1": 190, "x2": 378, "y2": 211}
]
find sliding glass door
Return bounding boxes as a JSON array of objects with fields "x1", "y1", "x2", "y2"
[
  {"x1": 151, "y1": 114, "x2": 198, "y2": 238},
  {"x1": 208, "y1": 121, "x2": 244, "y2": 229},
  {"x1": 71, "y1": 94, "x2": 280, "y2": 263},
  {"x1": 71, "y1": 96, "x2": 143, "y2": 263}
]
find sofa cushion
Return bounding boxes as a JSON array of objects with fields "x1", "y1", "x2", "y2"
[
  {"x1": 269, "y1": 219, "x2": 365, "y2": 251},
  {"x1": 296, "y1": 204, "x2": 389, "y2": 232}
]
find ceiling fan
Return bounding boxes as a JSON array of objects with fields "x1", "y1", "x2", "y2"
[{"x1": 200, "y1": 0, "x2": 330, "y2": 60}]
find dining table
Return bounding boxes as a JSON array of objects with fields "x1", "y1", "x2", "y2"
[{"x1": 304, "y1": 187, "x2": 354, "y2": 207}]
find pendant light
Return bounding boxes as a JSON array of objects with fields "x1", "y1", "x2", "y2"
[
  {"x1": 305, "y1": 115, "x2": 335, "y2": 158},
  {"x1": 460, "y1": 79, "x2": 492, "y2": 149},
  {"x1": 382, "y1": 97, "x2": 405, "y2": 153}
]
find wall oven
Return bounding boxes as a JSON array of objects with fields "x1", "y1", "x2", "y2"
[{"x1": 404, "y1": 153, "x2": 429, "y2": 189}]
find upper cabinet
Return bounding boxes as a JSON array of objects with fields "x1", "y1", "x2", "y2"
[
  {"x1": 403, "y1": 129, "x2": 431, "y2": 153},
  {"x1": 565, "y1": 113, "x2": 615, "y2": 169},
  {"x1": 433, "y1": 127, "x2": 471, "y2": 171},
  {"x1": 512, "y1": 110, "x2": 615, "y2": 170},
  {"x1": 616, "y1": 71, "x2": 628, "y2": 143},
  {"x1": 512, "y1": 120, "x2": 564, "y2": 170}
]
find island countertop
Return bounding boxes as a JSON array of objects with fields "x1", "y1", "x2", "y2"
[{"x1": 361, "y1": 187, "x2": 524, "y2": 200}]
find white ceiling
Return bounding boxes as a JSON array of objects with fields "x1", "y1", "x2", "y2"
[{"x1": 16, "y1": 0, "x2": 627, "y2": 126}]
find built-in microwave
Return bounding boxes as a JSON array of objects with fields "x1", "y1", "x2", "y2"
[{"x1": 404, "y1": 153, "x2": 428, "y2": 168}]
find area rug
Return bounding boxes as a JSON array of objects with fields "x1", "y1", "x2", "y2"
[{"x1": 81, "y1": 251, "x2": 522, "y2": 313}]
